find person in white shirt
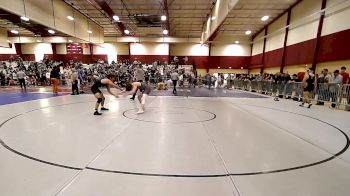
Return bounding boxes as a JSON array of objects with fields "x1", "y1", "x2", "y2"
[
  {"x1": 69, "y1": 68, "x2": 79, "y2": 95},
  {"x1": 16, "y1": 69, "x2": 26, "y2": 92},
  {"x1": 171, "y1": 70, "x2": 179, "y2": 94}
]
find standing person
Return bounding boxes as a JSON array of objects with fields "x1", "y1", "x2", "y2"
[
  {"x1": 206, "y1": 73, "x2": 211, "y2": 89},
  {"x1": 50, "y1": 66, "x2": 60, "y2": 95},
  {"x1": 340, "y1": 66, "x2": 349, "y2": 84},
  {"x1": 300, "y1": 68, "x2": 315, "y2": 108},
  {"x1": 17, "y1": 69, "x2": 26, "y2": 92},
  {"x1": 69, "y1": 68, "x2": 79, "y2": 95},
  {"x1": 46, "y1": 70, "x2": 51, "y2": 85},
  {"x1": 171, "y1": 70, "x2": 179, "y2": 94},
  {"x1": 120, "y1": 81, "x2": 151, "y2": 114},
  {"x1": 273, "y1": 72, "x2": 283, "y2": 101},
  {"x1": 316, "y1": 69, "x2": 332, "y2": 105},
  {"x1": 78, "y1": 66, "x2": 86, "y2": 94},
  {"x1": 130, "y1": 64, "x2": 145, "y2": 100},
  {"x1": 330, "y1": 70, "x2": 343, "y2": 108},
  {"x1": 91, "y1": 74, "x2": 120, "y2": 115}
]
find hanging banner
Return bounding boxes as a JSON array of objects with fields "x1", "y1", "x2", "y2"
[{"x1": 66, "y1": 43, "x2": 83, "y2": 54}]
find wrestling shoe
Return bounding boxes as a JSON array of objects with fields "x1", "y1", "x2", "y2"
[
  {"x1": 101, "y1": 107, "x2": 109, "y2": 111},
  {"x1": 136, "y1": 110, "x2": 144, "y2": 114},
  {"x1": 94, "y1": 111, "x2": 102, "y2": 115}
]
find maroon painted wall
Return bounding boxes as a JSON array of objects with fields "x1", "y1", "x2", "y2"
[
  {"x1": 169, "y1": 56, "x2": 250, "y2": 69},
  {"x1": 129, "y1": 55, "x2": 170, "y2": 64},
  {"x1": 264, "y1": 48, "x2": 284, "y2": 68},
  {"x1": 318, "y1": 29, "x2": 350, "y2": 62},
  {"x1": 44, "y1": 54, "x2": 107, "y2": 64},
  {"x1": 0, "y1": 54, "x2": 20, "y2": 61},
  {"x1": 250, "y1": 54, "x2": 263, "y2": 66},
  {"x1": 22, "y1": 54, "x2": 35, "y2": 61},
  {"x1": 285, "y1": 39, "x2": 316, "y2": 66},
  {"x1": 248, "y1": 28, "x2": 350, "y2": 70},
  {"x1": 171, "y1": 56, "x2": 209, "y2": 69},
  {"x1": 209, "y1": 56, "x2": 251, "y2": 69}
]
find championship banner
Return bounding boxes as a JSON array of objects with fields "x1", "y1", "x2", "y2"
[{"x1": 66, "y1": 43, "x2": 83, "y2": 54}]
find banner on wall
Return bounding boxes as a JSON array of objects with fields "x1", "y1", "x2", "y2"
[
  {"x1": 67, "y1": 43, "x2": 83, "y2": 54},
  {"x1": 179, "y1": 65, "x2": 193, "y2": 74}
]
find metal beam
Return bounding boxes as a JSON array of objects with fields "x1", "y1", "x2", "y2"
[
  {"x1": 261, "y1": 27, "x2": 268, "y2": 72},
  {"x1": 312, "y1": 0, "x2": 327, "y2": 70},
  {"x1": 93, "y1": 0, "x2": 127, "y2": 35},
  {"x1": 280, "y1": 9, "x2": 292, "y2": 73},
  {"x1": 163, "y1": 0, "x2": 170, "y2": 34}
]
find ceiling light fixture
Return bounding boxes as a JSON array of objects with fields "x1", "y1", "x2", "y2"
[
  {"x1": 113, "y1": 15, "x2": 119, "y2": 21},
  {"x1": 68, "y1": 40, "x2": 73, "y2": 43},
  {"x1": 211, "y1": 16, "x2": 216, "y2": 20},
  {"x1": 20, "y1": 16, "x2": 29, "y2": 21},
  {"x1": 261, "y1": 16, "x2": 269, "y2": 21},
  {"x1": 10, "y1": 30, "x2": 19, "y2": 34},
  {"x1": 48, "y1": 29, "x2": 55, "y2": 34},
  {"x1": 218, "y1": 66, "x2": 221, "y2": 69},
  {"x1": 87, "y1": 30, "x2": 92, "y2": 34},
  {"x1": 229, "y1": 67, "x2": 232, "y2": 69},
  {"x1": 161, "y1": 15, "x2": 167, "y2": 21},
  {"x1": 124, "y1": 29, "x2": 130, "y2": 34},
  {"x1": 163, "y1": 29, "x2": 168, "y2": 35},
  {"x1": 67, "y1": 16, "x2": 74, "y2": 21},
  {"x1": 6, "y1": 40, "x2": 10, "y2": 43},
  {"x1": 235, "y1": 41, "x2": 240, "y2": 44},
  {"x1": 245, "y1": 30, "x2": 252, "y2": 35},
  {"x1": 36, "y1": 40, "x2": 42, "y2": 42}
]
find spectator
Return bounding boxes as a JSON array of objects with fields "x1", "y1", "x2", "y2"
[
  {"x1": 50, "y1": 66, "x2": 60, "y2": 95},
  {"x1": 78, "y1": 66, "x2": 86, "y2": 94},
  {"x1": 273, "y1": 72, "x2": 283, "y2": 101},
  {"x1": 69, "y1": 68, "x2": 79, "y2": 95},
  {"x1": 330, "y1": 70, "x2": 343, "y2": 108},
  {"x1": 316, "y1": 69, "x2": 331, "y2": 105},
  {"x1": 340, "y1": 66, "x2": 349, "y2": 84},
  {"x1": 292, "y1": 74, "x2": 301, "y2": 82},
  {"x1": 323, "y1": 69, "x2": 332, "y2": 83}
]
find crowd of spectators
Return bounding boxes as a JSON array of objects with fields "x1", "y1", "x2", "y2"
[
  {"x1": 0, "y1": 57, "x2": 199, "y2": 93},
  {"x1": 1, "y1": 56, "x2": 348, "y2": 94}
]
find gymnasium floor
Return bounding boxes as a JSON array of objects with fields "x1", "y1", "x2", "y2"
[{"x1": 0, "y1": 88, "x2": 350, "y2": 196}]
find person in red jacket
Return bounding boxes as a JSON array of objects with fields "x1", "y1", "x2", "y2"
[{"x1": 340, "y1": 66, "x2": 349, "y2": 84}]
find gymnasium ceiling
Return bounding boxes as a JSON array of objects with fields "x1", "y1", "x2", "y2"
[{"x1": 0, "y1": 0, "x2": 299, "y2": 39}]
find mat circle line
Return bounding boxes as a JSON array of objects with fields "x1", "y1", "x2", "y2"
[
  {"x1": 122, "y1": 107, "x2": 217, "y2": 123},
  {"x1": 0, "y1": 102, "x2": 348, "y2": 177}
]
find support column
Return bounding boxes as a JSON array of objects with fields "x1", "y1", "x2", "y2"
[
  {"x1": 128, "y1": 42, "x2": 131, "y2": 62},
  {"x1": 261, "y1": 28, "x2": 268, "y2": 73},
  {"x1": 207, "y1": 43, "x2": 212, "y2": 73},
  {"x1": 168, "y1": 42, "x2": 171, "y2": 64},
  {"x1": 14, "y1": 43, "x2": 23, "y2": 59},
  {"x1": 89, "y1": 43, "x2": 94, "y2": 63},
  {"x1": 312, "y1": 0, "x2": 327, "y2": 71},
  {"x1": 51, "y1": 43, "x2": 57, "y2": 62},
  {"x1": 280, "y1": 9, "x2": 292, "y2": 73}
]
